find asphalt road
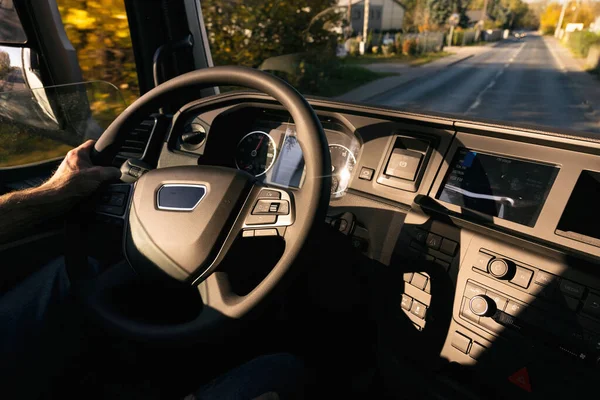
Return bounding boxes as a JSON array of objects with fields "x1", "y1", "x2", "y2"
[{"x1": 371, "y1": 34, "x2": 600, "y2": 134}]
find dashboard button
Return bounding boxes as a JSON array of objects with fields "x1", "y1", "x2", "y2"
[
  {"x1": 426, "y1": 233, "x2": 442, "y2": 250},
  {"x1": 474, "y1": 251, "x2": 493, "y2": 272},
  {"x1": 534, "y1": 270, "x2": 557, "y2": 286},
  {"x1": 464, "y1": 281, "x2": 486, "y2": 298},
  {"x1": 252, "y1": 200, "x2": 271, "y2": 214},
  {"x1": 403, "y1": 272, "x2": 414, "y2": 283},
  {"x1": 485, "y1": 290, "x2": 508, "y2": 311},
  {"x1": 401, "y1": 294, "x2": 413, "y2": 311},
  {"x1": 469, "y1": 342, "x2": 487, "y2": 359},
  {"x1": 276, "y1": 201, "x2": 289, "y2": 215},
  {"x1": 489, "y1": 259, "x2": 511, "y2": 279},
  {"x1": 510, "y1": 266, "x2": 533, "y2": 288},
  {"x1": 560, "y1": 280, "x2": 585, "y2": 299},
  {"x1": 505, "y1": 300, "x2": 526, "y2": 317},
  {"x1": 258, "y1": 189, "x2": 281, "y2": 199},
  {"x1": 359, "y1": 167, "x2": 374, "y2": 181},
  {"x1": 451, "y1": 331, "x2": 471, "y2": 354},
  {"x1": 563, "y1": 295, "x2": 580, "y2": 312},
  {"x1": 242, "y1": 230, "x2": 254, "y2": 237},
  {"x1": 385, "y1": 149, "x2": 422, "y2": 181},
  {"x1": 414, "y1": 228, "x2": 427, "y2": 243},
  {"x1": 410, "y1": 300, "x2": 427, "y2": 319},
  {"x1": 246, "y1": 214, "x2": 277, "y2": 225},
  {"x1": 440, "y1": 238, "x2": 457, "y2": 256},
  {"x1": 434, "y1": 259, "x2": 450, "y2": 271},
  {"x1": 582, "y1": 293, "x2": 600, "y2": 319},
  {"x1": 410, "y1": 273, "x2": 428, "y2": 290},
  {"x1": 255, "y1": 229, "x2": 278, "y2": 237}
]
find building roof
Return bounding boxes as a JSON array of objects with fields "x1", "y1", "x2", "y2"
[
  {"x1": 337, "y1": 0, "x2": 405, "y2": 10},
  {"x1": 466, "y1": 10, "x2": 489, "y2": 22}
]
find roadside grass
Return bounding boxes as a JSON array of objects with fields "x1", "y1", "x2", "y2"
[
  {"x1": 305, "y1": 65, "x2": 397, "y2": 97},
  {"x1": 343, "y1": 51, "x2": 451, "y2": 67},
  {"x1": 0, "y1": 126, "x2": 71, "y2": 168}
]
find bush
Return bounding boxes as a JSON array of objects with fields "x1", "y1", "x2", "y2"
[
  {"x1": 394, "y1": 33, "x2": 404, "y2": 53},
  {"x1": 382, "y1": 44, "x2": 394, "y2": 56},
  {"x1": 566, "y1": 31, "x2": 600, "y2": 58},
  {"x1": 402, "y1": 39, "x2": 418, "y2": 55},
  {"x1": 452, "y1": 31, "x2": 465, "y2": 46},
  {"x1": 347, "y1": 38, "x2": 360, "y2": 56}
]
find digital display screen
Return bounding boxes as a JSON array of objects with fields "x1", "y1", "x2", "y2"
[
  {"x1": 268, "y1": 129, "x2": 304, "y2": 188},
  {"x1": 436, "y1": 148, "x2": 559, "y2": 227}
]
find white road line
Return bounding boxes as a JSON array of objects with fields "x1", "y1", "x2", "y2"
[
  {"x1": 465, "y1": 42, "x2": 526, "y2": 115},
  {"x1": 545, "y1": 38, "x2": 567, "y2": 73}
]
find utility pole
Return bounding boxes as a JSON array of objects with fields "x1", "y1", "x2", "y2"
[
  {"x1": 362, "y1": 0, "x2": 370, "y2": 54},
  {"x1": 481, "y1": 0, "x2": 489, "y2": 27},
  {"x1": 347, "y1": 0, "x2": 352, "y2": 37},
  {"x1": 555, "y1": 1, "x2": 568, "y2": 38}
]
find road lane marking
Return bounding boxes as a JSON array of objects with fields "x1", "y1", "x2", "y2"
[
  {"x1": 545, "y1": 38, "x2": 567, "y2": 73},
  {"x1": 465, "y1": 42, "x2": 526, "y2": 115}
]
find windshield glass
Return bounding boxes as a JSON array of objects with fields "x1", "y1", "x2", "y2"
[{"x1": 200, "y1": 0, "x2": 600, "y2": 135}]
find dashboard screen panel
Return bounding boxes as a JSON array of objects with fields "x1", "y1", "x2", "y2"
[
  {"x1": 268, "y1": 131, "x2": 305, "y2": 188},
  {"x1": 436, "y1": 148, "x2": 559, "y2": 227}
]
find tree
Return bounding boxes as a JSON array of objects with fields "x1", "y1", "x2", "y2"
[
  {"x1": 539, "y1": 1, "x2": 597, "y2": 35},
  {"x1": 201, "y1": 0, "x2": 339, "y2": 68},
  {"x1": 56, "y1": 0, "x2": 138, "y2": 104},
  {"x1": 0, "y1": 51, "x2": 10, "y2": 79}
]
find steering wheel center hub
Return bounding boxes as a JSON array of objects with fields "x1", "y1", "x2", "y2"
[{"x1": 126, "y1": 165, "x2": 254, "y2": 282}]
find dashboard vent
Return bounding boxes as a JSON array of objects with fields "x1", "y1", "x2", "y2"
[{"x1": 113, "y1": 117, "x2": 157, "y2": 167}]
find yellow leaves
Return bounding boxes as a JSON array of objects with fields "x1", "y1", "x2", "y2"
[
  {"x1": 56, "y1": 0, "x2": 139, "y2": 104},
  {"x1": 64, "y1": 9, "x2": 97, "y2": 30}
]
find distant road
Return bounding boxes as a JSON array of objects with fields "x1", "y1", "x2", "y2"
[{"x1": 370, "y1": 34, "x2": 600, "y2": 135}]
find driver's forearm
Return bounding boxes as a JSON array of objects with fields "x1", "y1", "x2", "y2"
[{"x1": 0, "y1": 185, "x2": 70, "y2": 244}]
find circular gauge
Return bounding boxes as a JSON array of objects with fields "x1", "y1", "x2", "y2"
[
  {"x1": 235, "y1": 131, "x2": 277, "y2": 177},
  {"x1": 329, "y1": 144, "x2": 357, "y2": 195}
]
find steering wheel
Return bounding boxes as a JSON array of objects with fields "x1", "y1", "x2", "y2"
[{"x1": 68, "y1": 66, "x2": 331, "y2": 342}]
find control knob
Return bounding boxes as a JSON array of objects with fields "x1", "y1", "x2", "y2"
[
  {"x1": 470, "y1": 295, "x2": 497, "y2": 317},
  {"x1": 488, "y1": 258, "x2": 515, "y2": 280}
]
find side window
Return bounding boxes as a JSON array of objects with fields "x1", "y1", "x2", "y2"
[
  {"x1": 0, "y1": 1, "x2": 139, "y2": 170},
  {"x1": 56, "y1": 0, "x2": 139, "y2": 105}
]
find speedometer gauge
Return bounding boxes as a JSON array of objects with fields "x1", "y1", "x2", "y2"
[
  {"x1": 329, "y1": 144, "x2": 356, "y2": 195},
  {"x1": 235, "y1": 131, "x2": 277, "y2": 177}
]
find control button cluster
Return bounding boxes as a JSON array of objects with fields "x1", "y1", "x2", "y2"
[
  {"x1": 242, "y1": 188, "x2": 293, "y2": 236},
  {"x1": 95, "y1": 184, "x2": 131, "y2": 217},
  {"x1": 459, "y1": 279, "x2": 600, "y2": 361},
  {"x1": 405, "y1": 227, "x2": 458, "y2": 271},
  {"x1": 401, "y1": 271, "x2": 430, "y2": 324},
  {"x1": 401, "y1": 292, "x2": 427, "y2": 320},
  {"x1": 473, "y1": 250, "x2": 534, "y2": 290},
  {"x1": 473, "y1": 249, "x2": 600, "y2": 320}
]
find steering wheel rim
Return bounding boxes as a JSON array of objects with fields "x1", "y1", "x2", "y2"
[{"x1": 71, "y1": 66, "x2": 331, "y2": 342}]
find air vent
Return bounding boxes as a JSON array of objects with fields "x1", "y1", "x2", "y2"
[{"x1": 113, "y1": 117, "x2": 157, "y2": 167}]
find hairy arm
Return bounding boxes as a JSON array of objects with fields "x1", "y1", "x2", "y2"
[{"x1": 0, "y1": 140, "x2": 120, "y2": 244}]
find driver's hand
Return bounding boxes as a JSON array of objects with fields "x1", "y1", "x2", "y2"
[{"x1": 42, "y1": 140, "x2": 121, "y2": 199}]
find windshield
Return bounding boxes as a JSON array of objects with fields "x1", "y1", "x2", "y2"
[{"x1": 200, "y1": 0, "x2": 600, "y2": 135}]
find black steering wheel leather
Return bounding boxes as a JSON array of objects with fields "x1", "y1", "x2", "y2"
[{"x1": 70, "y1": 66, "x2": 331, "y2": 342}]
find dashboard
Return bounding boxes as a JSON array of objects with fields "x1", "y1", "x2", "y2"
[
  {"x1": 173, "y1": 105, "x2": 360, "y2": 198},
  {"x1": 160, "y1": 92, "x2": 600, "y2": 398}
]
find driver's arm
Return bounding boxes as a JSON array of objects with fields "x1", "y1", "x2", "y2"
[{"x1": 0, "y1": 140, "x2": 120, "y2": 243}]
